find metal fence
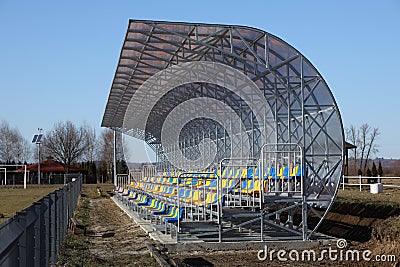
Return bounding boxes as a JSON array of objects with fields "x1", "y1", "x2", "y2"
[
  {"x1": 341, "y1": 175, "x2": 400, "y2": 191},
  {"x1": 0, "y1": 176, "x2": 82, "y2": 266}
]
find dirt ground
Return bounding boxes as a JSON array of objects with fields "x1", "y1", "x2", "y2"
[
  {"x1": 57, "y1": 185, "x2": 400, "y2": 267},
  {"x1": 167, "y1": 187, "x2": 400, "y2": 267},
  {"x1": 56, "y1": 184, "x2": 158, "y2": 267}
]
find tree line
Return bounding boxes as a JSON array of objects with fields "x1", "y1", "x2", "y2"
[
  {"x1": 1, "y1": 120, "x2": 385, "y2": 182},
  {"x1": 0, "y1": 120, "x2": 127, "y2": 183}
]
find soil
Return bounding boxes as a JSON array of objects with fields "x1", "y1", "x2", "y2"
[
  {"x1": 58, "y1": 185, "x2": 400, "y2": 267},
  {"x1": 56, "y1": 184, "x2": 158, "y2": 266}
]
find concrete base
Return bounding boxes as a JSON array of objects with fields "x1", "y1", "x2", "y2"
[
  {"x1": 112, "y1": 197, "x2": 336, "y2": 252},
  {"x1": 164, "y1": 239, "x2": 335, "y2": 253},
  {"x1": 112, "y1": 196, "x2": 176, "y2": 244}
]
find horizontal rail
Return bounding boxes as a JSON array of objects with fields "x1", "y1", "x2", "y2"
[{"x1": 341, "y1": 175, "x2": 400, "y2": 191}]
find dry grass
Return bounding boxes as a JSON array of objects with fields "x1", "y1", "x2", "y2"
[
  {"x1": 57, "y1": 183, "x2": 159, "y2": 267},
  {"x1": 0, "y1": 184, "x2": 62, "y2": 223},
  {"x1": 337, "y1": 187, "x2": 400, "y2": 207}
]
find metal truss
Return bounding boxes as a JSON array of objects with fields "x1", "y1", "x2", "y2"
[{"x1": 102, "y1": 20, "x2": 344, "y2": 241}]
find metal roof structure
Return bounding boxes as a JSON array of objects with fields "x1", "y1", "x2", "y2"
[{"x1": 102, "y1": 20, "x2": 345, "y2": 240}]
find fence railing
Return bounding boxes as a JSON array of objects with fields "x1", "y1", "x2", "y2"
[
  {"x1": 341, "y1": 175, "x2": 400, "y2": 191},
  {"x1": 0, "y1": 176, "x2": 82, "y2": 266}
]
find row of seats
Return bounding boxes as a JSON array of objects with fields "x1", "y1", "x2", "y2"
[
  {"x1": 115, "y1": 187, "x2": 183, "y2": 223},
  {"x1": 148, "y1": 166, "x2": 303, "y2": 182},
  {"x1": 129, "y1": 181, "x2": 225, "y2": 207}
]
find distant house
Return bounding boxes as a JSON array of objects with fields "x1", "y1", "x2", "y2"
[{"x1": 17, "y1": 157, "x2": 87, "y2": 184}]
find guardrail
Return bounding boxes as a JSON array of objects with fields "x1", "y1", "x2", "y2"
[
  {"x1": 341, "y1": 175, "x2": 400, "y2": 191},
  {"x1": 0, "y1": 176, "x2": 82, "y2": 266}
]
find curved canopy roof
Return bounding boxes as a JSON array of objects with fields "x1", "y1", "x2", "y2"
[
  {"x1": 102, "y1": 20, "x2": 327, "y2": 136},
  {"x1": 102, "y1": 20, "x2": 343, "y2": 173}
]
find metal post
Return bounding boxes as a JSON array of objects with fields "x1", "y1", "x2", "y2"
[
  {"x1": 342, "y1": 174, "x2": 345, "y2": 190},
  {"x1": 113, "y1": 129, "x2": 117, "y2": 186},
  {"x1": 50, "y1": 193, "x2": 56, "y2": 266},
  {"x1": 17, "y1": 211, "x2": 27, "y2": 266},
  {"x1": 38, "y1": 142, "x2": 41, "y2": 185},
  {"x1": 300, "y1": 56, "x2": 308, "y2": 241},
  {"x1": 43, "y1": 196, "x2": 50, "y2": 267},
  {"x1": 24, "y1": 165, "x2": 27, "y2": 189},
  {"x1": 34, "y1": 202, "x2": 43, "y2": 267}
]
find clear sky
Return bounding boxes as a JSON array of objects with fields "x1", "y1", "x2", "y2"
[{"x1": 1, "y1": 1, "x2": 399, "y2": 160}]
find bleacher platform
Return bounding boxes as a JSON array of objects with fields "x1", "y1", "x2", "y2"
[{"x1": 114, "y1": 164, "x2": 305, "y2": 242}]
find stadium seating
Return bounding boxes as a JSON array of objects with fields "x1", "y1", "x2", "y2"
[{"x1": 114, "y1": 164, "x2": 304, "y2": 237}]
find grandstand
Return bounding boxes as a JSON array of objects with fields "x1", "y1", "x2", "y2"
[{"x1": 103, "y1": 20, "x2": 344, "y2": 242}]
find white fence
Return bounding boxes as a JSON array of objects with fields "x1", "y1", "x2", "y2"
[{"x1": 341, "y1": 175, "x2": 400, "y2": 191}]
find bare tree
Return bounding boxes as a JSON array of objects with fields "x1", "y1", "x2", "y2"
[
  {"x1": 14, "y1": 136, "x2": 31, "y2": 163},
  {"x1": 0, "y1": 120, "x2": 31, "y2": 163},
  {"x1": 99, "y1": 129, "x2": 125, "y2": 181},
  {"x1": 43, "y1": 121, "x2": 89, "y2": 173},
  {"x1": 364, "y1": 127, "x2": 380, "y2": 171},
  {"x1": 345, "y1": 123, "x2": 380, "y2": 175},
  {"x1": 81, "y1": 123, "x2": 98, "y2": 162},
  {"x1": 99, "y1": 129, "x2": 114, "y2": 181},
  {"x1": 358, "y1": 123, "x2": 369, "y2": 173}
]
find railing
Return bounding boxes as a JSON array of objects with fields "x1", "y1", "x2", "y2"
[
  {"x1": 116, "y1": 174, "x2": 130, "y2": 188},
  {"x1": 341, "y1": 175, "x2": 400, "y2": 191},
  {"x1": 0, "y1": 176, "x2": 82, "y2": 267}
]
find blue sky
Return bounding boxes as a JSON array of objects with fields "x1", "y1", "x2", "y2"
[{"x1": 0, "y1": 1, "x2": 399, "y2": 160}]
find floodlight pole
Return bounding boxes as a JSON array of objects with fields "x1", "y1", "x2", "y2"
[
  {"x1": 37, "y1": 142, "x2": 41, "y2": 185},
  {"x1": 35, "y1": 128, "x2": 43, "y2": 185}
]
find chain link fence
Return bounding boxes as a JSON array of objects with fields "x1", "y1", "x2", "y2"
[{"x1": 0, "y1": 175, "x2": 82, "y2": 266}]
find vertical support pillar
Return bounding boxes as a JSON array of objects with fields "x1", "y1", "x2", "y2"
[
  {"x1": 113, "y1": 129, "x2": 117, "y2": 187},
  {"x1": 300, "y1": 55, "x2": 308, "y2": 241}
]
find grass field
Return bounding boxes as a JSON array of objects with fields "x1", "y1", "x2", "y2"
[
  {"x1": 337, "y1": 186, "x2": 400, "y2": 206},
  {"x1": 0, "y1": 184, "x2": 62, "y2": 223}
]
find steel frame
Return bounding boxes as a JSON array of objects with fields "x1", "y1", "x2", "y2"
[{"x1": 102, "y1": 20, "x2": 344, "y2": 241}]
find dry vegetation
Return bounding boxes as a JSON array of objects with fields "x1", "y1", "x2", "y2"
[
  {"x1": 56, "y1": 184, "x2": 158, "y2": 267},
  {"x1": 4, "y1": 183, "x2": 399, "y2": 266}
]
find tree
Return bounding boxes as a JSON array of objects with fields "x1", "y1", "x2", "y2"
[
  {"x1": 81, "y1": 124, "x2": 98, "y2": 162},
  {"x1": 0, "y1": 120, "x2": 31, "y2": 163},
  {"x1": 345, "y1": 123, "x2": 380, "y2": 175},
  {"x1": 99, "y1": 129, "x2": 114, "y2": 182},
  {"x1": 371, "y1": 162, "x2": 378, "y2": 177},
  {"x1": 99, "y1": 129, "x2": 125, "y2": 182},
  {"x1": 370, "y1": 162, "x2": 378, "y2": 183},
  {"x1": 363, "y1": 128, "x2": 380, "y2": 171},
  {"x1": 378, "y1": 161, "x2": 383, "y2": 177},
  {"x1": 43, "y1": 121, "x2": 89, "y2": 173}
]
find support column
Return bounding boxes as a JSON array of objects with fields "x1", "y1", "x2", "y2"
[{"x1": 113, "y1": 129, "x2": 117, "y2": 187}]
